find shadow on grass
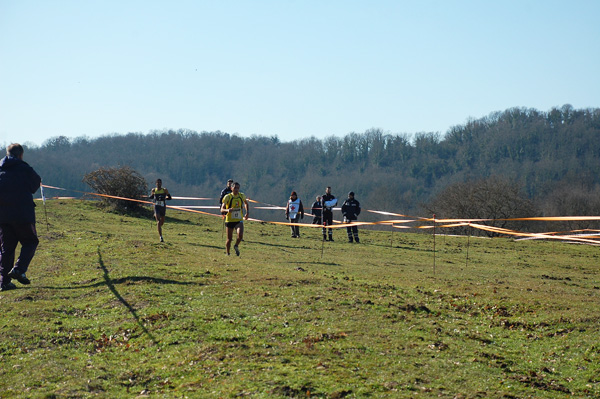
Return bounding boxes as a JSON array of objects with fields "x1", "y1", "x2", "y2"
[
  {"x1": 42, "y1": 274, "x2": 204, "y2": 290},
  {"x1": 365, "y1": 239, "x2": 429, "y2": 251},
  {"x1": 95, "y1": 247, "x2": 159, "y2": 345},
  {"x1": 38, "y1": 249, "x2": 207, "y2": 345},
  {"x1": 247, "y1": 239, "x2": 336, "y2": 252},
  {"x1": 286, "y1": 261, "x2": 341, "y2": 266},
  {"x1": 186, "y1": 242, "x2": 223, "y2": 250},
  {"x1": 246, "y1": 240, "x2": 300, "y2": 249}
]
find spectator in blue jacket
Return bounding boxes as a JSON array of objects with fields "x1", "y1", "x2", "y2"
[
  {"x1": 341, "y1": 191, "x2": 361, "y2": 243},
  {"x1": 0, "y1": 144, "x2": 42, "y2": 291}
]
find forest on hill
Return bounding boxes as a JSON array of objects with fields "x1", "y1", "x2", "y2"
[{"x1": 15, "y1": 104, "x2": 600, "y2": 222}]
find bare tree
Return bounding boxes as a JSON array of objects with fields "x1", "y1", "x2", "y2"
[
  {"x1": 543, "y1": 183, "x2": 600, "y2": 231},
  {"x1": 425, "y1": 176, "x2": 536, "y2": 236}
]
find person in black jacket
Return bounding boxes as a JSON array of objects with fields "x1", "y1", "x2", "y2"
[
  {"x1": 341, "y1": 191, "x2": 361, "y2": 243},
  {"x1": 0, "y1": 144, "x2": 42, "y2": 291},
  {"x1": 311, "y1": 196, "x2": 322, "y2": 225},
  {"x1": 321, "y1": 187, "x2": 337, "y2": 241},
  {"x1": 218, "y1": 179, "x2": 234, "y2": 206}
]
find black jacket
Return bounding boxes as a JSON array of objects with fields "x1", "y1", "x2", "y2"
[
  {"x1": 341, "y1": 198, "x2": 361, "y2": 221},
  {"x1": 219, "y1": 187, "x2": 232, "y2": 205},
  {"x1": 0, "y1": 156, "x2": 41, "y2": 223},
  {"x1": 311, "y1": 201, "x2": 322, "y2": 217}
]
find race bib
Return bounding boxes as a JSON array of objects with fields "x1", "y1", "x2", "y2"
[
  {"x1": 156, "y1": 200, "x2": 165, "y2": 207},
  {"x1": 230, "y1": 208, "x2": 242, "y2": 219}
]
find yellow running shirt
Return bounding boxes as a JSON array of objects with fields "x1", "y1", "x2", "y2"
[
  {"x1": 222, "y1": 192, "x2": 247, "y2": 223},
  {"x1": 152, "y1": 188, "x2": 168, "y2": 207}
]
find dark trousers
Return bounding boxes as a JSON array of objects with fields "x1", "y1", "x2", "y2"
[
  {"x1": 0, "y1": 223, "x2": 39, "y2": 285},
  {"x1": 346, "y1": 224, "x2": 359, "y2": 242},
  {"x1": 322, "y1": 211, "x2": 333, "y2": 238},
  {"x1": 289, "y1": 217, "x2": 300, "y2": 237}
]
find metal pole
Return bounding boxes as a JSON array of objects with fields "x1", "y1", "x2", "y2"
[
  {"x1": 433, "y1": 214, "x2": 436, "y2": 275},
  {"x1": 41, "y1": 185, "x2": 49, "y2": 232},
  {"x1": 466, "y1": 223, "x2": 470, "y2": 268},
  {"x1": 321, "y1": 221, "x2": 325, "y2": 258}
]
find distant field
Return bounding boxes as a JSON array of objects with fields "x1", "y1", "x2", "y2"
[{"x1": 1, "y1": 200, "x2": 599, "y2": 398}]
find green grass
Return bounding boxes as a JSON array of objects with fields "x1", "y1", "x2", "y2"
[{"x1": 1, "y1": 200, "x2": 600, "y2": 398}]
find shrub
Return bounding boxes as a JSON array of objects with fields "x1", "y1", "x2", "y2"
[{"x1": 83, "y1": 166, "x2": 148, "y2": 213}]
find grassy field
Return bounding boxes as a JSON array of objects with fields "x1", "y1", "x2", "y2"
[{"x1": 1, "y1": 200, "x2": 599, "y2": 398}]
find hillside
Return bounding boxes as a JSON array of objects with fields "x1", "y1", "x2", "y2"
[
  {"x1": 1, "y1": 200, "x2": 599, "y2": 397},
  {"x1": 18, "y1": 105, "x2": 600, "y2": 217}
]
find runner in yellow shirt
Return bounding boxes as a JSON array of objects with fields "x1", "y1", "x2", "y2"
[
  {"x1": 150, "y1": 179, "x2": 172, "y2": 242},
  {"x1": 220, "y1": 182, "x2": 250, "y2": 256}
]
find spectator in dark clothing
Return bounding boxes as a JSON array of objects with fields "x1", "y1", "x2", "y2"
[
  {"x1": 341, "y1": 191, "x2": 361, "y2": 243},
  {"x1": 218, "y1": 179, "x2": 234, "y2": 206},
  {"x1": 0, "y1": 144, "x2": 42, "y2": 291},
  {"x1": 321, "y1": 187, "x2": 337, "y2": 241},
  {"x1": 311, "y1": 196, "x2": 322, "y2": 225}
]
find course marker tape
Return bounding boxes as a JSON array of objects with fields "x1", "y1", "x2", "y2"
[{"x1": 39, "y1": 184, "x2": 600, "y2": 242}]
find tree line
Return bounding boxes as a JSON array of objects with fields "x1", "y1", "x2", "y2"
[{"x1": 14, "y1": 104, "x2": 600, "y2": 232}]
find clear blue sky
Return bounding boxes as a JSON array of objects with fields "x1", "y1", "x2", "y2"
[{"x1": 1, "y1": 0, "x2": 599, "y2": 147}]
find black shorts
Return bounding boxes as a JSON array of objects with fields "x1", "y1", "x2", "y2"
[
  {"x1": 154, "y1": 205, "x2": 166, "y2": 217},
  {"x1": 226, "y1": 221, "x2": 242, "y2": 229}
]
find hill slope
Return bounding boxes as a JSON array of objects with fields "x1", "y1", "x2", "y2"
[
  {"x1": 21, "y1": 105, "x2": 600, "y2": 216},
  {"x1": 1, "y1": 200, "x2": 599, "y2": 398}
]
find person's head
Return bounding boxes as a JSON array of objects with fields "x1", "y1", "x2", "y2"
[
  {"x1": 290, "y1": 191, "x2": 297, "y2": 200},
  {"x1": 316, "y1": 195, "x2": 321, "y2": 202},
  {"x1": 325, "y1": 186, "x2": 331, "y2": 195},
  {"x1": 156, "y1": 179, "x2": 162, "y2": 188},
  {"x1": 232, "y1": 182, "x2": 240, "y2": 194},
  {"x1": 348, "y1": 191, "x2": 354, "y2": 199},
  {"x1": 227, "y1": 179, "x2": 234, "y2": 188},
  {"x1": 7, "y1": 143, "x2": 24, "y2": 159}
]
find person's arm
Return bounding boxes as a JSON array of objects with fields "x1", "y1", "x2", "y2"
[
  {"x1": 220, "y1": 195, "x2": 229, "y2": 215},
  {"x1": 149, "y1": 188, "x2": 155, "y2": 199},
  {"x1": 165, "y1": 189, "x2": 172, "y2": 200},
  {"x1": 299, "y1": 201, "x2": 304, "y2": 218},
  {"x1": 244, "y1": 199, "x2": 250, "y2": 220},
  {"x1": 27, "y1": 165, "x2": 42, "y2": 194}
]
